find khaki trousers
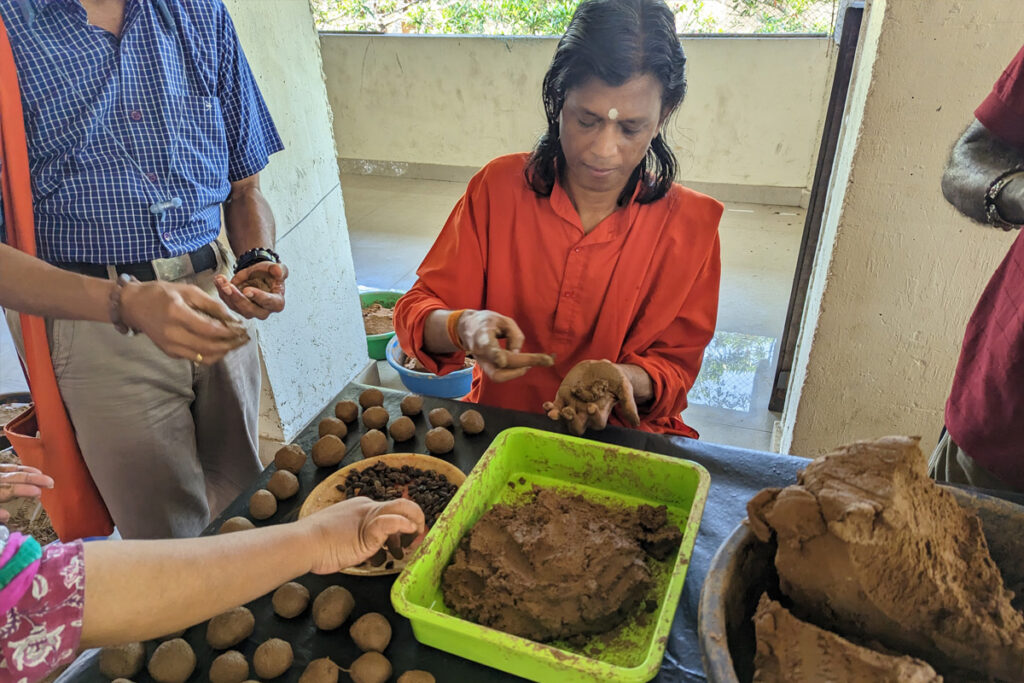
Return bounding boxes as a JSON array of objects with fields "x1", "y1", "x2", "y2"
[
  {"x1": 5, "y1": 242, "x2": 262, "y2": 539},
  {"x1": 927, "y1": 430, "x2": 1020, "y2": 494}
]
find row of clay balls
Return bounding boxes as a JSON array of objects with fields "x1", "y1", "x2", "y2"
[{"x1": 98, "y1": 584, "x2": 434, "y2": 683}]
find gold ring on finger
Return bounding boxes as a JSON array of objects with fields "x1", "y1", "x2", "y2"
[{"x1": 194, "y1": 352, "x2": 203, "y2": 364}]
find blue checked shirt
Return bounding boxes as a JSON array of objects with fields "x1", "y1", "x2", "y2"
[{"x1": 0, "y1": 0, "x2": 284, "y2": 264}]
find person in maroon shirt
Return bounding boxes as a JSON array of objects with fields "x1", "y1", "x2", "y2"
[{"x1": 929, "y1": 44, "x2": 1024, "y2": 493}]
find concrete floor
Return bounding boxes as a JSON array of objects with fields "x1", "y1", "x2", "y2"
[{"x1": 343, "y1": 174, "x2": 805, "y2": 452}]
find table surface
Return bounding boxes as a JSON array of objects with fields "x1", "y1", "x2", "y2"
[{"x1": 66, "y1": 383, "x2": 811, "y2": 683}]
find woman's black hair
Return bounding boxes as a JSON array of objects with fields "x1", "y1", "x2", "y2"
[{"x1": 524, "y1": 0, "x2": 687, "y2": 205}]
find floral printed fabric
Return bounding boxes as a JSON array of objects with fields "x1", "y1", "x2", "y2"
[{"x1": 0, "y1": 539, "x2": 84, "y2": 683}]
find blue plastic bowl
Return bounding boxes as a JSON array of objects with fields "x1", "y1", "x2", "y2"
[{"x1": 385, "y1": 336, "x2": 474, "y2": 399}]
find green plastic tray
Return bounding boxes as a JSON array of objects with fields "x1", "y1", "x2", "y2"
[
  {"x1": 392, "y1": 427, "x2": 710, "y2": 682},
  {"x1": 360, "y1": 290, "x2": 403, "y2": 360}
]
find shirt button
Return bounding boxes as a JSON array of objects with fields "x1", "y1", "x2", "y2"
[
  {"x1": 563, "y1": 291, "x2": 572, "y2": 298},
  {"x1": 162, "y1": 232, "x2": 171, "y2": 240},
  {"x1": 146, "y1": 172, "x2": 158, "y2": 183},
  {"x1": 129, "y1": 110, "x2": 143, "y2": 121},
  {"x1": 574, "y1": 247, "x2": 581, "y2": 254}
]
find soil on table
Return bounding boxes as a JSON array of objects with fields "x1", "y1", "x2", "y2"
[
  {"x1": 363, "y1": 303, "x2": 395, "y2": 336},
  {"x1": 441, "y1": 487, "x2": 682, "y2": 642}
]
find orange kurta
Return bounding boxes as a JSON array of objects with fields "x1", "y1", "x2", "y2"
[{"x1": 394, "y1": 153, "x2": 722, "y2": 436}]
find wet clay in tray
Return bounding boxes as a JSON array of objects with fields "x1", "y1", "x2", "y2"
[
  {"x1": 363, "y1": 303, "x2": 395, "y2": 336},
  {"x1": 442, "y1": 487, "x2": 681, "y2": 642},
  {"x1": 747, "y1": 435, "x2": 1024, "y2": 681}
]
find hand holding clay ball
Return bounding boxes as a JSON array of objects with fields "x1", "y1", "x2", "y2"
[
  {"x1": 359, "y1": 388, "x2": 384, "y2": 409},
  {"x1": 99, "y1": 642, "x2": 145, "y2": 679},
  {"x1": 459, "y1": 409, "x2": 485, "y2": 434},
  {"x1": 344, "y1": 652, "x2": 391, "y2": 683},
  {"x1": 389, "y1": 416, "x2": 416, "y2": 442},
  {"x1": 360, "y1": 429, "x2": 389, "y2": 457},
  {"x1": 543, "y1": 359, "x2": 641, "y2": 436},
  {"x1": 299, "y1": 658, "x2": 341, "y2": 683},
  {"x1": 351, "y1": 612, "x2": 392, "y2": 652},
  {"x1": 267, "y1": 469, "x2": 299, "y2": 500},
  {"x1": 453, "y1": 309, "x2": 555, "y2": 382},
  {"x1": 206, "y1": 606, "x2": 255, "y2": 649},
  {"x1": 425, "y1": 427, "x2": 454, "y2": 454},
  {"x1": 209, "y1": 650, "x2": 249, "y2": 683},
  {"x1": 313, "y1": 585, "x2": 355, "y2": 630},
  {"x1": 312, "y1": 434, "x2": 347, "y2": 467},
  {"x1": 272, "y1": 581, "x2": 310, "y2": 618},
  {"x1": 253, "y1": 638, "x2": 293, "y2": 679},
  {"x1": 249, "y1": 489, "x2": 277, "y2": 520},
  {"x1": 362, "y1": 405, "x2": 390, "y2": 430},
  {"x1": 400, "y1": 394, "x2": 423, "y2": 416},
  {"x1": 273, "y1": 443, "x2": 306, "y2": 474},
  {"x1": 319, "y1": 416, "x2": 348, "y2": 439},
  {"x1": 428, "y1": 407, "x2": 453, "y2": 429},
  {"x1": 147, "y1": 638, "x2": 196, "y2": 683},
  {"x1": 335, "y1": 400, "x2": 359, "y2": 423}
]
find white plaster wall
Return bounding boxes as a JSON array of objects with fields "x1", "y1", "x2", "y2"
[
  {"x1": 225, "y1": 0, "x2": 365, "y2": 442},
  {"x1": 781, "y1": 0, "x2": 1023, "y2": 457},
  {"x1": 319, "y1": 34, "x2": 832, "y2": 193}
]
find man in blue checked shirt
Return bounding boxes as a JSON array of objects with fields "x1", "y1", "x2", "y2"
[{"x1": 1, "y1": 0, "x2": 289, "y2": 538}]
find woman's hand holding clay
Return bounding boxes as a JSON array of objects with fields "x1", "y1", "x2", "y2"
[
  {"x1": 0, "y1": 464, "x2": 53, "y2": 524},
  {"x1": 299, "y1": 496, "x2": 425, "y2": 574},
  {"x1": 544, "y1": 360, "x2": 642, "y2": 436},
  {"x1": 455, "y1": 309, "x2": 555, "y2": 382}
]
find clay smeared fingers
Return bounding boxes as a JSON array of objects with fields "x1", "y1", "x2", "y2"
[
  {"x1": 242, "y1": 288, "x2": 285, "y2": 313},
  {"x1": 368, "y1": 548, "x2": 387, "y2": 567},
  {"x1": 569, "y1": 408, "x2": 589, "y2": 436},
  {"x1": 386, "y1": 534, "x2": 404, "y2": 561},
  {"x1": 489, "y1": 366, "x2": 531, "y2": 383},
  {"x1": 587, "y1": 402, "x2": 598, "y2": 415},
  {"x1": 503, "y1": 351, "x2": 556, "y2": 369}
]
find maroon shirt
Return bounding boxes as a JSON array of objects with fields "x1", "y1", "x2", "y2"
[{"x1": 945, "y1": 45, "x2": 1024, "y2": 488}]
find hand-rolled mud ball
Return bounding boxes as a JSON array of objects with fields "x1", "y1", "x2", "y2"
[
  {"x1": 397, "y1": 672, "x2": 436, "y2": 683},
  {"x1": 335, "y1": 400, "x2": 359, "y2": 422},
  {"x1": 209, "y1": 650, "x2": 249, "y2": 683},
  {"x1": 267, "y1": 469, "x2": 300, "y2": 500},
  {"x1": 347, "y1": 652, "x2": 391, "y2": 683},
  {"x1": 249, "y1": 489, "x2": 277, "y2": 520},
  {"x1": 218, "y1": 516, "x2": 255, "y2": 534},
  {"x1": 313, "y1": 585, "x2": 355, "y2": 630},
  {"x1": 350, "y1": 612, "x2": 392, "y2": 652},
  {"x1": 312, "y1": 435, "x2": 346, "y2": 467},
  {"x1": 459, "y1": 409, "x2": 485, "y2": 435},
  {"x1": 360, "y1": 429, "x2": 388, "y2": 458},
  {"x1": 111, "y1": 679, "x2": 136, "y2": 683},
  {"x1": 362, "y1": 406, "x2": 390, "y2": 430},
  {"x1": 99, "y1": 642, "x2": 145, "y2": 678},
  {"x1": 206, "y1": 606, "x2": 255, "y2": 649},
  {"x1": 319, "y1": 417, "x2": 348, "y2": 439},
  {"x1": 147, "y1": 638, "x2": 196, "y2": 683},
  {"x1": 425, "y1": 427, "x2": 454, "y2": 454},
  {"x1": 359, "y1": 388, "x2": 384, "y2": 410},
  {"x1": 273, "y1": 443, "x2": 306, "y2": 474},
  {"x1": 253, "y1": 638, "x2": 293, "y2": 679},
  {"x1": 388, "y1": 416, "x2": 416, "y2": 442},
  {"x1": 299, "y1": 658, "x2": 340, "y2": 683},
  {"x1": 400, "y1": 394, "x2": 423, "y2": 416},
  {"x1": 428, "y1": 408, "x2": 453, "y2": 429},
  {"x1": 272, "y1": 581, "x2": 310, "y2": 618}
]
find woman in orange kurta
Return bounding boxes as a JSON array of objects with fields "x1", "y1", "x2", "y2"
[{"x1": 394, "y1": 0, "x2": 722, "y2": 437}]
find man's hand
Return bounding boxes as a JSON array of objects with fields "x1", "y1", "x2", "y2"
[
  {"x1": 214, "y1": 262, "x2": 288, "y2": 320},
  {"x1": 300, "y1": 497, "x2": 425, "y2": 575},
  {"x1": 120, "y1": 281, "x2": 250, "y2": 364},
  {"x1": 455, "y1": 309, "x2": 554, "y2": 382},
  {"x1": 0, "y1": 464, "x2": 54, "y2": 524},
  {"x1": 543, "y1": 359, "x2": 641, "y2": 436}
]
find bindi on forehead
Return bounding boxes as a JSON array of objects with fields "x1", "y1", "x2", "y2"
[{"x1": 608, "y1": 108, "x2": 619, "y2": 120}]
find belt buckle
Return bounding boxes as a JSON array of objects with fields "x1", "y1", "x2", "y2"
[{"x1": 151, "y1": 253, "x2": 194, "y2": 281}]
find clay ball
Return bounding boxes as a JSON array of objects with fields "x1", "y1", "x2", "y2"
[
  {"x1": 400, "y1": 394, "x2": 423, "y2": 416},
  {"x1": 362, "y1": 406, "x2": 390, "y2": 430},
  {"x1": 397, "y1": 672, "x2": 436, "y2": 683},
  {"x1": 267, "y1": 469, "x2": 300, "y2": 500},
  {"x1": 360, "y1": 429, "x2": 388, "y2": 458},
  {"x1": 147, "y1": 638, "x2": 195, "y2": 683},
  {"x1": 219, "y1": 516, "x2": 255, "y2": 534},
  {"x1": 348, "y1": 652, "x2": 392, "y2": 683},
  {"x1": 388, "y1": 416, "x2": 416, "y2": 442},
  {"x1": 209, "y1": 650, "x2": 249, "y2": 683},
  {"x1": 99, "y1": 642, "x2": 145, "y2": 678},
  {"x1": 359, "y1": 388, "x2": 384, "y2": 409},
  {"x1": 111, "y1": 679, "x2": 136, "y2": 683},
  {"x1": 253, "y1": 638, "x2": 293, "y2": 679},
  {"x1": 206, "y1": 606, "x2": 255, "y2": 649},
  {"x1": 298, "y1": 658, "x2": 340, "y2": 683},
  {"x1": 312, "y1": 434, "x2": 347, "y2": 467},
  {"x1": 425, "y1": 427, "x2": 454, "y2": 455},
  {"x1": 313, "y1": 585, "x2": 355, "y2": 630},
  {"x1": 249, "y1": 489, "x2": 277, "y2": 520},
  {"x1": 335, "y1": 400, "x2": 359, "y2": 422},
  {"x1": 459, "y1": 409, "x2": 485, "y2": 435},
  {"x1": 428, "y1": 407, "x2": 453, "y2": 429},
  {"x1": 273, "y1": 443, "x2": 306, "y2": 474},
  {"x1": 350, "y1": 612, "x2": 392, "y2": 653},
  {"x1": 272, "y1": 581, "x2": 310, "y2": 618},
  {"x1": 319, "y1": 416, "x2": 348, "y2": 439}
]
